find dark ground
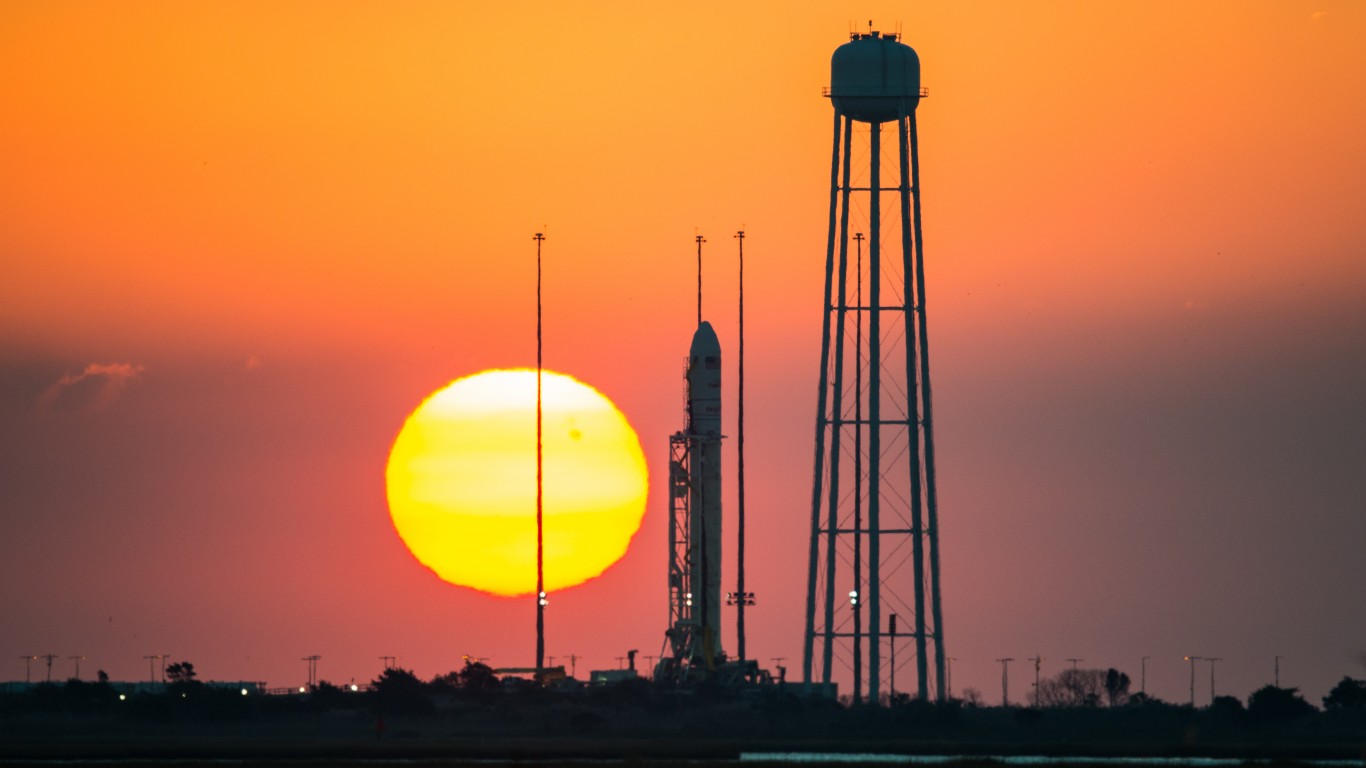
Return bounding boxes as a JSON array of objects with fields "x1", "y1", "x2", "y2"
[{"x1": 2, "y1": 680, "x2": 1364, "y2": 762}]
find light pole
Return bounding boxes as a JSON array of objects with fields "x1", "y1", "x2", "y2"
[
  {"x1": 1274, "y1": 655, "x2": 1281, "y2": 687},
  {"x1": 1141, "y1": 656, "x2": 1149, "y2": 696},
  {"x1": 69, "y1": 656, "x2": 86, "y2": 681},
  {"x1": 996, "y1": 658, "x2": 1013, "y2": 707},
  {"x1": 734, "y1": 228, "x2": 749, "y2": 665},
  {"x1": 19, "y1": 656, "x2": 36, "y2": 684},
  {"x1": 302, "y1": 655, "x2": 321, "y2": 688},
  {"x1": 379, "y1": 656, "x2": 395, "y2": 670},
  {"x1": 1207, "y1": 657, "x2": 1222, "y2": 700},
  {"x1": 1184, "y1": 656, "x2": 1201, "y2": 706},
  {"x1": 946, "y1": 657, "x2": 957, "y2": 700},
  {"x1": 534, "y1": 231, "x2": 546, "y2": 674},
  {"x1": 1065, "y1": 657, "x2": 1083, "y2": 671}
]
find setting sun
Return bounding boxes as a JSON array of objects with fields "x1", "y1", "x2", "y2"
[{"x1": 385, "y1": 369, "x2": 648, "y2": 597}]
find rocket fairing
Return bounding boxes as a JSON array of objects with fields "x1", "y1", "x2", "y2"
[
  {"x1": 688, "y1": 322, "x2": 722, "y2": 437},
  {"x1": 687, "y1": 321, "x2": 724, "y2": 656}
]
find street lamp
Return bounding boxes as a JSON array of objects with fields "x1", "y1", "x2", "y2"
[
  {"x1": 19, "y1": 656, "x2": 36, "y2": 684},
  {"x1": 1184, "y1": 656, "x2": 1202, "y2": 706}
]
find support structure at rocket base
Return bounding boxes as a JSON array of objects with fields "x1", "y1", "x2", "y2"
[{"x1": 658, "y1": 321, "x2": 726, "y2": 683}]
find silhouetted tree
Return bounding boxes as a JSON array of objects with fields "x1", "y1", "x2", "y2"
[
  {"x1": 372, "y1": 666, "x2": 424, "y2": 694},
  {"x1": 457, "y1": 659, "x2": 500, "y2": 691},
  {"x1": 1247, "y1": 685, "x2": 1316, "y2": 721},
  {"x1": 1104, "y1": 668, "x2": 1131, "y2": 707},
  {"x1": 370, "y1": 666, "x2": 433, "y2": 715},
  {"x1": 165, "y1": 661, "x2": 197, "y2": 684},
  {"x1": 430, "y1": 670, "x2": 461, "y2": 692},
  {"x1": 1323, "y1": 676, "x2": 1366, "y2": 710},
  {"x1": 309, "y1": 680, "x2": 357, "y2": 710},
  {"x1": 1035, "y1": 668, "x2": 1105, "y2": 707},
  {"x1": 96, "y1": 669, "x2": 109, "y2": 684},
  {"x1": 1210, "y1": 695, "x2": 1245, "y2": 715}
]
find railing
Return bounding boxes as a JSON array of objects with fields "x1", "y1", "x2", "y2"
[{"x1": 821, "y1": 86, "x2": 931, "y2": 98}]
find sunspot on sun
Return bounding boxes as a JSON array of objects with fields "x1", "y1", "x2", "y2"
[{"x1": 385, "y1": 369, "x2": 648, "y2": 597}]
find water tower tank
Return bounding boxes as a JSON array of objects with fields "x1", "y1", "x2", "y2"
[{"x1": 830, "y1": 32, "x2": 921, "y2": 123}]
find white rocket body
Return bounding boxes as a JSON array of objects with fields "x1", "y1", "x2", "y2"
[{"x1": 687, "y1": 321, "x2": 723, "y2": 656}]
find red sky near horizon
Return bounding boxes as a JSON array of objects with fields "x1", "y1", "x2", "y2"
[{"x1": 3, "y1": 1, "x2": 1365, "y2": 703}]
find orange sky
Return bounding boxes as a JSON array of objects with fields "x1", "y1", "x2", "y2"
[{"x1": 3, "y1": 2, "x2": 1365, "y2": 702}]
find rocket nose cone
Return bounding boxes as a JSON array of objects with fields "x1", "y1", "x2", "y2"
[{"x1": 690, "y1": 321, "x2": 721, "y2": 357}]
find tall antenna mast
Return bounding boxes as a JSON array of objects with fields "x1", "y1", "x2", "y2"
[
  {"x1": 695, "y1": 234, "x2": 706, "y2": 326},
  {"x1": 732, "y1": 229, "x2": 751, "y2": 663},
  {"x1": 534, "y1": 231, "x2": 547, "y2": 674},
  {"x1": 853, "y1": 230, "x2": 864, "y2": 704}
]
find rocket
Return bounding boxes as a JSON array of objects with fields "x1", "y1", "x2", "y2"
[{"x1": 687, "y1": 321, "x2": 724, "y2": 660}]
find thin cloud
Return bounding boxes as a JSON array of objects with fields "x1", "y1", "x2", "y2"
[
  {"x1": 38, "y1": 362, "x2": 146, "y2": 412},
  {"x1": 1311, "y1": 10, "x2": 1329, "y2": 21}
]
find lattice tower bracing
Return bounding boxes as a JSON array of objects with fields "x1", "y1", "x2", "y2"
[
  {"x1": 803, "y1": 30, "x2": 946, "y2": 704},
  {"x1": 665, "y1": 432, "x2": 700, "y2": 675}
]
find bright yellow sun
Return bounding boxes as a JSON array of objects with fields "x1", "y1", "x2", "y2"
[{"x1": 385, "y1": 369, "x2": 648, "y2": 597}]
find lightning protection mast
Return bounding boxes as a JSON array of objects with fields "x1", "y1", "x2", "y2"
[
  {"x1": 534, "y1": 231, "x2": 547, "y2": 674},
  {"x1": 803, "y1": 27, "x2": 946, "y2": 703}
]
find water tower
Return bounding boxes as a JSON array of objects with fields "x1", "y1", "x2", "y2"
[{"x1": 802, "y1": 29, "x2": 946, "y2": 703}]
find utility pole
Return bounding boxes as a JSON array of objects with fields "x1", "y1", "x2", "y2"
[
  {"x1": 946, "y1": 657, "x2": 956, "y2": 700},
  {"x1": 996, "y1": 658, "x2": 1013, "y2": 707},
  {"x1": 567, "y1": 654, "x2": 579, "y2": 678},
  {"x1": 1141, "y1": 656, "x2": 1150, "y2": 696},
  {"x1": 1029, "y1": 655, "x2": 1043, "y2": 706},
  {"x1": 19, "y1": 656, "x2": 36, "y2": 684},
  {"x1": 379, "y1": 656, "x2": 396, "y2": 670},
  {"x1": 69, "y1": 656, "x2": 86, "y2": 681},
  {"x1": 534, "y1": 231, "x2": 547, "y2": 674},
  {"x1": 143, "y1": 655, "x2": 162, "y2": 685},
  {"x1": 1065, "y1": 658, "x2": 1083, "y2": 671},
  {"x1": 1207, "y1": 657, "x2": 1222, "y2": 700},
  {"x1": 1184, "y1": 656, "x2": 1201, "y2": 706},
  {"x1": 302, "y1": 655, "x2": 321, "y2": 688},
  {"x1": 1274, "y1": 655, "x2": 1281, "y2": 687},
  {"x1": 40, "y1": 654, "x2": 57, "y2": 683}
]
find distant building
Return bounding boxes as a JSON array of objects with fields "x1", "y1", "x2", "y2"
[{"x1": 589, "y1": 669, "x2": 639, "y2": 685}]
